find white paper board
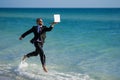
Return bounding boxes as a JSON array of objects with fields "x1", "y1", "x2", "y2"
[{"x1": 54, "y1": 14, "x2": 60, "y2": 22}]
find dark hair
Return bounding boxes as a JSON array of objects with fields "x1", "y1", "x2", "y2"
[{"x1": 36, "y1": 18, "x2": 42, "y2": 22}]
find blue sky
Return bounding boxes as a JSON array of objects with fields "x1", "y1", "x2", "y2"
[{"x1": 0, "y1": 0, "x2": 120, "y2": 8}]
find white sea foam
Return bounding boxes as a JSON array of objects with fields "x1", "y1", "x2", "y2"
[
  {"x1": 15, "y1": 63, "x2": 94, "y2": 80},
  {"x1": 18, "y1": 61, "x2": 28, "y2": 69},
  {"x1": 0, "y1": 63, "x2": 94, "y2": 80}
]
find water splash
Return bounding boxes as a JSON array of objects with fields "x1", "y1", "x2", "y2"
[{"x1": 18, "y1": 61, "x2": 28, "y2": 69}]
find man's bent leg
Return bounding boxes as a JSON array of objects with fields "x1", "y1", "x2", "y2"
[
  {"x1": 22, "y1": 51, "x2": 38, "y2": 62},
  {"x1": 22, "y1": 42, "x2": 39, "y2": 62},
  {"x1": 22, "y1": 55, "x2": 27, "y2": 62}
]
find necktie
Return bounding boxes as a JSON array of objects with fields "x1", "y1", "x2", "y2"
[
  {"x1": 37, "y1": 26, "x2": 42, "y2": 42},
  {"x1": 37, "y1": 26, "x2": 41, "y2": 33}
]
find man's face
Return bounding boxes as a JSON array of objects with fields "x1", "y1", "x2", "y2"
[{"x1": 37, "y1": 19, "x2": 43, "y2": 25}]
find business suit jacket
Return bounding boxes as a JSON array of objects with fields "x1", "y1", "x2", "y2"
[{"x1": 21, "y1": 25, "x2": 53, "y2": 44}]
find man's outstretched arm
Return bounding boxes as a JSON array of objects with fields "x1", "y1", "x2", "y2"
[
  {"x1": 44, "y1": 22, "x2": 58, "y2": 32},
  {"x1": 19, "y1": 27, "x2": 34, "y2": 40}
]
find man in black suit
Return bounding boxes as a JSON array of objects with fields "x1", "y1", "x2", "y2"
[{"x1": 19, "y1": 18, "x2": 57, "y2": 72}]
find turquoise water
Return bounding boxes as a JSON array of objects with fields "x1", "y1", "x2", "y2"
[{"x1": 0, "y1": 8, "x2": 120, "y2": 80}]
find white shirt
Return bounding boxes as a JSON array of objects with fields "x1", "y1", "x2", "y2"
[{"x1": 37, "y1": 25, "x2": 42, "y2": 42}]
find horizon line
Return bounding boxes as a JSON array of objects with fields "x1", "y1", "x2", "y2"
[{"x1": 0, "y1": 7, "x2": 120, "y2": 9}]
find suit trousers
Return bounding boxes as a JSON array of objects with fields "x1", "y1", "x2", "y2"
[{"x1": 26, "y1": 42, "x2": 46, "y2": 65}]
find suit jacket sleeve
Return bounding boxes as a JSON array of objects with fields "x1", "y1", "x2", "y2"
[
  {"x1": 21, "y1": 27, "x2": 34, "y2": 38},
  {"x1": 43, "y1": 26, "x2": 53, "y2": 32}
]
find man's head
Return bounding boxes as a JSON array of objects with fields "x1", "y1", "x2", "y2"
[{"x1": 36, "y1": 18, "x2": 43, "y2": 26}]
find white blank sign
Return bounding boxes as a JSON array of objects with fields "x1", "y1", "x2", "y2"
[{"x1": 54, "y1": 14, "x2": 60, "y2": 22}]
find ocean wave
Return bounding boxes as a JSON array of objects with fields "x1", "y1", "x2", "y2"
[
  {"x1": 16, "y1": 67, "x2": 94, "y2": 80},
  {"x1": 0, "y1": 63, "x2": 94, "y2": 80}
]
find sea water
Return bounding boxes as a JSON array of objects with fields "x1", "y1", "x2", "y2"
[{"x1": 0, "y1": 8, "x2": 120, "y2": 80}]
